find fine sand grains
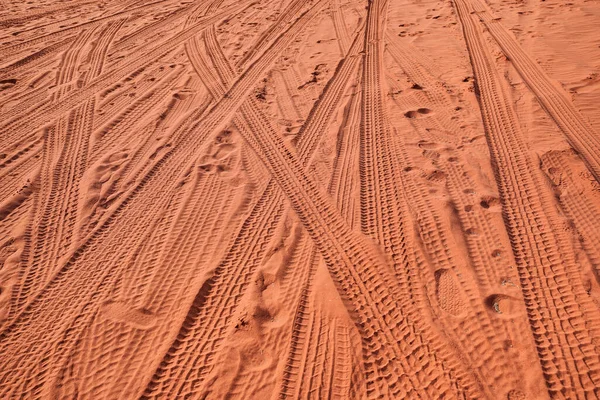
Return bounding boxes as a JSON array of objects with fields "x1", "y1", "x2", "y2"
[{"x1": 1, "y1": 0, "x2": 599, "y2": 398}]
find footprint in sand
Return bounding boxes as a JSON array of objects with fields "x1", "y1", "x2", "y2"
[
  {"x1": 435, "y1": 269, "x2": 468, "y2": 317},
  {"x1": 99, "y1": 301, "x2": 157, "y2": 330}
]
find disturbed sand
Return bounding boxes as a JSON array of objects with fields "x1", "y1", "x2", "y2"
[{"x1": 1, "y1": 0, "x2": 600, "y2": 398}]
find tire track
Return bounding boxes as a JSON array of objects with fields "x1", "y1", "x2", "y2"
[
  {"x1": 357, "y1": 0, "x2": 481, "y2": 396},
  {"x1": 235, "y1": 0, "x2": 308, "y2": 69},
  {"x1": 193, "y1": 18, "x2": 365, "y2": 398},
  {"x1": 0, "y1": 59, "x2": 183, "y2": 215},
  {"x1": 7, "y1": 20, "x2": 123, "y2": 327},
  {"x1": 384, "y1": 32, "x2": 469, "y2": 142},
  {"x1": 0, "y1": 140, "x2": 43, "y2": 202},
  {"x1": 328, "y1": 78, "x2": 362, "y2": 228},
  {"x1": 0, "y1": 0, "x2": 100, "y2": 46},
  {"x1": 55, "y1": 149, "x2": 249, "y2": 398},
  {"x1": 0, "y1": 36, "x2": 78, "y2": 78},
  {"x1": 467, "y1": 0, "x2": 600, "y2": 183},
  {"x1": 0, "y1": 72, "x2": 54, "y2": 120},
  {"x1": 330, "y1": 0, "x2": 351, "y2": 55},
  {"x1": 144, "y1": 2, "x2": 476, "y2": 398},
  {"x1": 112, "y1": 0, "x2": 212, "y2": 51},
  {"x1": 8, "y1": 28, "x2": 98, "y2": 322},
  {"x1": 279, "y1": 80, "x2": 365, "y2": 400},
  {"x1": 89, "y1": 67, "x2": 185, "y2": 163},
  {"x1": 272, "y1": 68, "x2": 304, "y2": 123},
  {"x1": 384, "y1": 41, "x2": 545, "y2": 394},
  {"x1": 3, "y1": 0, "x2": 587, "y2": 397},
  {"x1": 200, "y1": 1, "x2": 475, "y2": 397},
  {"x1": 393, "y1": 137, "x2": 523, "y2": 397},
  {"x1": 0, "y1": 2, "x2": 327, "y2": 397},
  {"x1": 0, "y1": 0, "x2": 254, "y2": 152},
  {"x1": 0, "y1": 0, "x2": 164, "y2": 68},
  {"x1": 41, "y1": 65, "x2": 239, "y2": 397},
  {"x1": 274, "y1": 25, "x2": 365, "y2": 399},
  {"x1": 141, "y1": 3, "x2": 370, "y2": 396},
  {"x1": 0, "y1": 1, "x2": 91, "y2": 28},
  {"x1": 453, "y1": 0, "x2": 600, "y2": 396},
  {"x1": 295, "y1": 18, "x2": 364, "y2": 167},
  {"x1": 541, "y1": 150, "x2": 600, "y2": 278},
  {"x1": 0, "y1": 0, "x2": 177, "y2": 76}
]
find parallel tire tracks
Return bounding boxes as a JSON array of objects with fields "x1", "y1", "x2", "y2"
[
  {"x1": 454, "y1": 0, "x2": 600, "y2": 396},
  {"x1": 467, "y1": 0, "x2": 600, "y2": 183}
]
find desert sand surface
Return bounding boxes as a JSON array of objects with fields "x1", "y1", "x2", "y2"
[{"x1": 1, "y1": 0, "x2": 600, "y2": 398}]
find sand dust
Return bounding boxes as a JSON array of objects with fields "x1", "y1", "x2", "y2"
[{"x1": 1, "y1": 0, "x2": 600, "y2": 398}]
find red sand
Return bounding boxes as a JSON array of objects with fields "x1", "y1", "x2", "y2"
[{"x1": 1, "y1": 0, "x2": 600, "y2": 398}]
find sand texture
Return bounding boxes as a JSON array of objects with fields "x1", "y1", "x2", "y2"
[{"x1": 1, "y1": 0, "x2": 600, "y2": 398}]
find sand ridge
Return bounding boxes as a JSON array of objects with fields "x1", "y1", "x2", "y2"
[{"x1": 0, "y1": 0, "x2": 599, "y2": 398}]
